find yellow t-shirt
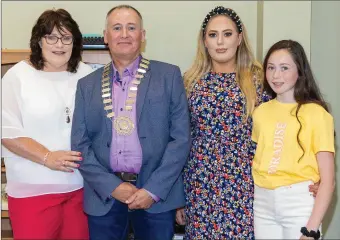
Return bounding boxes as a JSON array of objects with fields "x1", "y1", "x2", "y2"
[{"x1": 252, "y1": 99, "x2": 335, "y2": 189}]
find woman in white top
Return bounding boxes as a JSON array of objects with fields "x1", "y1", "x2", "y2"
[{"x1": 2, "y1": 8, "x2": 93, "y2": 239}]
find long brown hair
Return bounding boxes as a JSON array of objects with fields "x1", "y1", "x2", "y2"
[
  {"x1": 263, "y1": 40, "x2": 329, "y2": 161},
  {"x1": 184, "y1": 9, "x2": 263, "y2": 119}
]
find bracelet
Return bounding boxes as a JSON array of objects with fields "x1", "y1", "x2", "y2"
[
  {"x1": 42, "y1": 152, "x2": 51, "y2": 166},
  {"x1": 301, "y1": 227, "x2": 321, "y2": 240}
]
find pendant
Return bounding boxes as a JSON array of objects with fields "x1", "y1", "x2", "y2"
[
  {"x1": 113, "y1": 116, "x2": 135, "y2": 135},
  {"x1": 65, "y1": 107, "x2": 70, "y2": 123}
]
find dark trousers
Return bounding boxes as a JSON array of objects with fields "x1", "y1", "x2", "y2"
[{"x1": 88, "y1": 200, "x2": 176, "y2": 240}]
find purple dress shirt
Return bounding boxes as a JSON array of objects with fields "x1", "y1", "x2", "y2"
[{"x1": 110, "y1": 56, "x2": 159, "y2": 202}]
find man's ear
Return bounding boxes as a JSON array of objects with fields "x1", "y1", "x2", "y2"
[
  {"x1": 141, "y1": 29, "x2": 146, "y2": 43},
  {"x1": 103, "y1": 30, "x2": 108, "y2": 44}
]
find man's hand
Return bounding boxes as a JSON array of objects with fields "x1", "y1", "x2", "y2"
[
  {"x1": 176, "y1": 207, "x2": 186, "y2": 225},
  {"x1": 111, "y1": 182, "x2": 138, "y2": 203},
  {"x1": 126, "y1": 189, "x2": 154, "y2": 210}
]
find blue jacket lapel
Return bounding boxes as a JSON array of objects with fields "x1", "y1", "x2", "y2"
[{"x1": 136, "y1": 65, "x2": 151, "y2": 124}]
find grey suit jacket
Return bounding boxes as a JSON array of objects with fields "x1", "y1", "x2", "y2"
[{"x1": 71, "y1": 60, "x2": 191, "y2": 216}]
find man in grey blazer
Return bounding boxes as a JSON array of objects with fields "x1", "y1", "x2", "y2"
[{"x1": 71, "y1": 4, "x2": 191, "y2": 240}]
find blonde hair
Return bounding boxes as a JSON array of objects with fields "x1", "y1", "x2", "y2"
[{"x1": 184, "y1": 16, "x2": 263, "y2": 119}]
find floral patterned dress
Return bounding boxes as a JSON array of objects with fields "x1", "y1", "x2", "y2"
[{"x1": 184, "y1": 72, "x2": 270, "y2": 239}]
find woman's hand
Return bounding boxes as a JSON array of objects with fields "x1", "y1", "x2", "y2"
[{"x1": 45, "y1": 150, "x2": 82, "y2": 172}]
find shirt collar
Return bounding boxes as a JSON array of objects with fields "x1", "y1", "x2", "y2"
[{"x1": 112, "y1": 55, "x2": 142, "y2": 82}]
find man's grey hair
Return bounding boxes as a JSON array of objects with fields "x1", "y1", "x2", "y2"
[{"x1": 104, "y1": 5, "x2": 144, "y2": 30}]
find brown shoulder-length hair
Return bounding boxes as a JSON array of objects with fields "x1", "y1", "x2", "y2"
[
  {"x1": 263, "y1": 39, "x2": 329, "y2": 161},
  {"x1": 29, "y1": 8, "x2": 83, "y2": 73}
]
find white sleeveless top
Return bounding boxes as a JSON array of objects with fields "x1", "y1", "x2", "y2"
[{"x1": 1, "y1": 61, "x2": 93, "y2": 198}]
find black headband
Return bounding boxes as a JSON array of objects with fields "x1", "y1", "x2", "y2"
[{"x1": 202, "y1": 6, "x2": 243, "y2": 34}]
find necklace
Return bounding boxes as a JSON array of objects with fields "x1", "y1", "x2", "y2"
[
  {"x1": 65, "y1": 107, "x2": 71, "y2": 123},
  {"x1": 101, "y1": 57, "x2": 150, "y2": 135},
  {"x1": 27, "y1": 60, "x2": 72, "y2": 123}
]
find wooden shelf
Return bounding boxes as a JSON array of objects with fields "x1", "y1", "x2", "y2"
[
  {"x1": 1, "y1": 49, "x2": 111, "y2": 65},
  {"x1": 1, "y1": 229, "x2": 13, "y2": 240},
  {"x1": 2, "y1": 210, "x2": 9, "y2": 218},
  {"x1": 1, "y1": 49, "x2": 30, "y2": 64}
]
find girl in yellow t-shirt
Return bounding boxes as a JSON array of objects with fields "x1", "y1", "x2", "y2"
[{"x1": 252, "y1": 40, "x2": 335, "y2": 240}]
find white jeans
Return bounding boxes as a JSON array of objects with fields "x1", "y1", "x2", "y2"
[{"x1": 254, "y1": 181, "x2": 320, "y2": 239}]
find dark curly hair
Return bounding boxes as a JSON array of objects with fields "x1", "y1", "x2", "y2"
[
  {"x1": 29, "y1": 8, "x2": 83, "y2": 73},
  {"x1": 263, "y1": 40, "x2": 329, "y2": 161}
]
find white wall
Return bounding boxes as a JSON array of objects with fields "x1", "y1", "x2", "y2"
[
  {"x1": 2, "y1": 1, "x2": 314, "y2": 69},
  {"x1": 311, "y1": 1, "x2": 340, "y2": 238},
  {"x1": 262, "y1": 1, "x2": 311, "y2": 60},
  {"x1": 1, "y1": 1, "x2": 258, "y2": 72},
  {"x1": 1, "y1": 1, "x2": 339, "y2": 237}
]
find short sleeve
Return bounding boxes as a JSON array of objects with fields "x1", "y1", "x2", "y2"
[
  {"x1": 312, "y1": 108, "x2": 335, "y2": 154},
  {"x1": 2, "y1": 68, "x2": 27, "y2": 139}
]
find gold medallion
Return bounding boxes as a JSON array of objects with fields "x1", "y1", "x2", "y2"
[{"x1": 114, "y1": 116, "x2": 135, "y2": 135}]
